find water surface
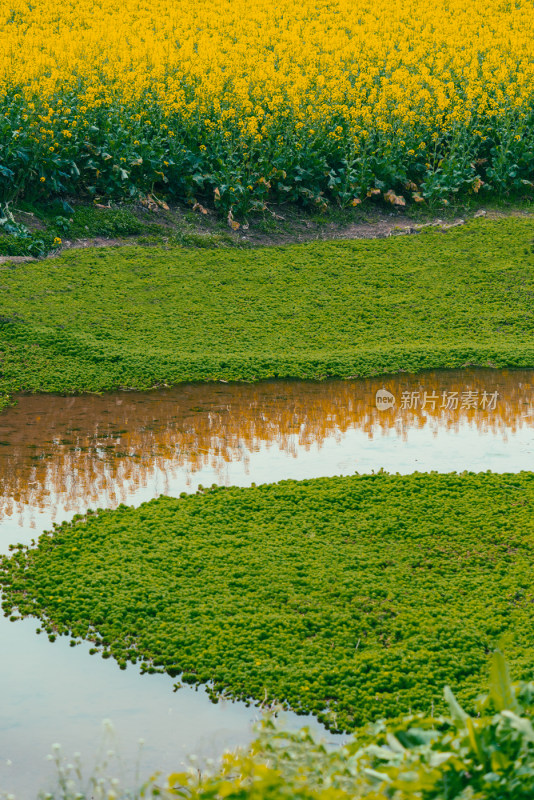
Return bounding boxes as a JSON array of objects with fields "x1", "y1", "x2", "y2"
[
  {"x1": 1, "y1": 368, "x2": 533, "y2": 796},
  {"x1": 1, "y1": 368, "x2": 533, "y2": 539}
]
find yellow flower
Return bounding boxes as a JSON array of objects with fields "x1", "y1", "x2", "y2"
[{"x1": 0, "y1": 0, "x2": 532, "y2": 201}]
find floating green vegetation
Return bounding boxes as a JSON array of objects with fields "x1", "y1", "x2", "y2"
[
  {"x1": 0, "y1": 216, "x2": 533, "y2": 401},
  {"x1": 2, "y1": 471, "x2": 534, "y2": 733}
]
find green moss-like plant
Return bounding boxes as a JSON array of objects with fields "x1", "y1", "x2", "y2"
[
  {"x1": 2, "y1": 472, "x2": 534, "y2": 733},
  {"x1": 0, "y1": 216, "x2": 533, "y2": 401},
  {"x1": 68, "y1": 206, "x2": 164, "y2": 238}
]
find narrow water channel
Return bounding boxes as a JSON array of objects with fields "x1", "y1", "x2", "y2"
[{"x1": 1, "y1": 368, "x2": 533, "y2": 797}]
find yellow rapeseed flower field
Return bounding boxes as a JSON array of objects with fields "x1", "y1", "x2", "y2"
[{"x1": 0, "y1": 0, "x2": 533, "y2": 211}]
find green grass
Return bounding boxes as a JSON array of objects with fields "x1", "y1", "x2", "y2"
[
  {"x1": 68, "y1": 205, "x2": 150, "y2": 238},
  {"x1": 0, "y1": 216, "x2": 533, "y2": 399},
  {"x1": 2, "y1": 471, "x2": 534, "y2": 733}
]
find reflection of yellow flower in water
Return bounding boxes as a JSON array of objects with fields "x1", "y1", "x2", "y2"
[{"x1": 0, "y1": 369, "x2": 532, "y2": 527}]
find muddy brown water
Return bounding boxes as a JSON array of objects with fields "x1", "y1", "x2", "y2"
[{"x1": 1, "y1": 368, "x2": 533, "y2": 797}]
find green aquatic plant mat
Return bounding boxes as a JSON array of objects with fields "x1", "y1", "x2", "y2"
[
  {"x1": 0, "y1": 216, "x2": 534, "y2": 399},
  {"x1": 2, "y1": 471, "x2": 534, "y2": 732}
]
